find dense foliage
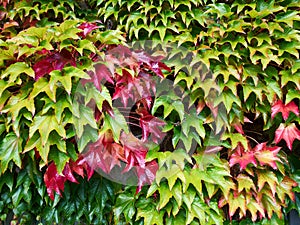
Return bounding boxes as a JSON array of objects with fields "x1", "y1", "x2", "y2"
[{"x1": 0, "y1": 0, "x2": 300, "y2": 224}]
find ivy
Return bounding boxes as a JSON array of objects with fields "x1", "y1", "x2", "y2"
[{"x1": 1, "y1": 0, "x2": 300, "y2": 224}]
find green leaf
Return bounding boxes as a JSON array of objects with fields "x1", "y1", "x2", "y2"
[
  {"x1": 275, "y1": 10, "x2": 300, "y2": 27},
  {"x1": 77, "y1": 39, "x2": 97, "y2": 55},
  {"x1": 157, "y1": 148, "x2": 192, "y2": 170},
  {"x1": 152, "y1": 95, "x2": 185, "y2": 121},
  {"x1": 136, "y1": 205, "x2": 164, "y2": 225},
  {"x1": 183, "y1": 169, "x2": 214, "y2": 197},
  {"x1": 77, "y1": 126, "x2": 98, "y2": 153},
  {"x1": 1, "y1": 62, "x2": 35, "y2": 82},
  {"x1": 0, "y1": 80, "x2": 14, "y2": 98},
  {"x1": 227, "y1": 192, "x2": 246, "y2": 218},
  {"x1": 29, "y1": 113, "x2": 66, "y2": 146},
  {"x1": 0, "y1": 133, "x2": 22, "y2": 173},
  {"x1": 29, "y1": 77, "x2": 56, "y2": 102},
  {"x1": 85, "y1": 83, "x2": 112, "y2": 111},
  {"x1": 24, "y1": 131, "x2": 67, "y2": 163},
  {"x1": 49, "y1": 149, "x2": 70, "y2": 174},
  {"x1": 257, "y1": 170, "x2": 278, "y2": 196},
  {"x1": 182, "y1": 187, "x2": 196, "y2": 212},
  {"x1": 222, "y1": 133, "x2": 248, "y2": 149},
  {"x1": 2, "y1": 94, "x2": 35, "y2": 121},
  {"x1": 0, "y1": 171, "x2": 14, "y2": 192},
  {"x1": 236, "y1": 174, "x2": 255, "y2": 193},
  {"x1": 158, "y1": 182, "x2": 173, "y2": 209},
  {"x1": 171, "y1": 181, "x2": 183, "y2": 208},
  {"x1": 101, "y1": 109, "x2": 129, "y2": 141},
  {"x1": 155, "y1": 164, "x2": 186, "y2": 187},
  {"x1": 50, "y1": 67, "x2": 90, "y2": 94},
  {"x1": 181, "y1": 110, "x2": 205, "y2": 138},
  {"x1": 72, "y1": 102, "x2": 98, "y2": 138},
  {"x1": 247, "y1": 198, "x2": 265, "y2": 222},
  {"x1": 114, "y1": 192, "x2": 136, "y2": 223}
]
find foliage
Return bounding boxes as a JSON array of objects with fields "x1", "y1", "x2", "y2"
[{"x1": 0, "y1": 0, "x2": 300, "y2": 224}]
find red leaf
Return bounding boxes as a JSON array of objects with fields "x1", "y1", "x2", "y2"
[
  {"x1": 271, "y1": 100, "x2": 299, "y2": 121},
  {"x1": 69, "y1": 155, "x2": 94, "y2": 180},
  {"x1": 274, "y1": 123, "x2": 300, "y2": 150},
  {"x1": 83, "y1": 131, "x2": 157, "y2": 194},
  {"x1": 62, "y1": 163, "x2": 78, "y2": 183},
  {"x1": 44, "y1": 162, "x2": 66, "y2": 200},
  {"x1": 113, "y1": 71, "x2": 156, "y2": 107},
  {"x1": 120, "y1": 132, "x2": 148, "y2": 173},
  {"x1": 78, "y1": 22, "x2": 100, "y2": 37},
  {"x1": 94, "y1": 63, "x2": 114, "y2": 89},
  {"x1": 229, "y1": 144, "x2": 257, "y2": 170},
  {"x1": 33, "y1": 49, "x2": 76, "y2": 80},
  {"x1": 253, "y1": 142, "x2": 281, "y2": 169},
  {"x1": 44, "y1": 157, "x2": 95, "y2": 200},
  {"x1": 132, "y1": 51, "x2": 171, "y2": 78},
  {"x1": 233, "y1": 121, "x2": 244, "y2": 135},
  {"x1": 136, "y1": 160, "x2": 158, "y2": 194},
  {"x1": 136, "y1": 107, "x2": 166, "y2": 143},
  {"x1": 83, "y1": 132, "x2": 126, "y2": 174}
]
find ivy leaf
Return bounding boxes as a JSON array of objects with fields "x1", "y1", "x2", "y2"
[
  {"x1": 136, "y1": 205, "x2": 164, "y2": 225},
  {"x1": 186, "y1": 197, "x2": 207, "y2": 224},
  {"x1": 156, "y1": 148, "x2": 192, "y2": 171},
  {"x1": 69, "y1": 155, "x2": 94, "y2": 180},
  {"x1": 72, "y1": 102, "x2": 98, "y2": 139},
  {"x1": 219, "y1": 191, "x2": 246, "y2": 218},
  {"x1": 257, "y1": 170, "x2": 278, "y2": 196},
  {"x1": 114, "y1": 192, "x2": 136, "y2": 223},
  {"x1": 29, "y1": 113, "x2": 66, "y2": 146},
  {"x1": 271, "y1": 100, "x2": 299, "y2": 121},
  {"x1": 84, "y1": 83, "x2": 112, "y2": 112},
  {"x1": 236, "y1": 174, "x2": 256, "y2": 193},
  {"x1": 137, "y1": 107, "x2": 166, "y2": 143},
  {"x1": 78, "y1": 22, "x2": 100, "y2": 37},
  {"x1": 157, "y1": 182, "x2": 173, "y2": 209},
  {"x1": 229, "y1": 144, "x2": 257, "y2": 170},
  {"x1": 101, "y1": 109, "x2": 129, "y2": 141},
  {"x1": 29, "y1": 77, "x2": 57, "y2": 102},
  {"x1": 49, "y1": 66, "x2": 90, "y2": 94},
  {"x1": 274, "y1": 123, "x2": 300, "y2": 150},
  {"x1": 261, "y1": 191, "x2": 282, "y2": 219},
  {"x1": 152, "y1": 95, "x2": 185, "y2": 121},
  {"x1": 0, "y1": 133, "x2": 22, "y2": 173},
  {"x1": 113, "y1": 71, "x2": 156, "y2": 107},
  {"x1": 24, "y1": 132, "x2": 66, "y2": 163},
  {"x1": 246, "y1": 198, "x2": 265, "y2": 222},
  {"x1": 253, "y1": 143, "x2": 281, "y2": 169},
  {"x1": 276, "y1": 176, "x2": 297, "y2": 203},
  {"x1": 84, "y1": 132, "x2": 125, "y2": 174},
  {"x1": 33, "y1": 49, "x2": 76, "y2": 80},
  {"x1": 136, "y1": 160, "x2": 158, "y2": 193},
  {"x1": 87, "y1": 63, "x2": 114, "y2": 91},
  {"x1": 2, "y1": 95, "x2": 35, "y2": 121},
  {"x1": 1, "y1": 62, "x2": 35, "y2": 82},
  {"x1": 182, "y1": 187, "x2": 196, "y2": 212},
  {"x1": 120, "y1": 132, "x2": 148, "y2": 173},
  {"x1": 44, "y1": 162, "x2": 66, "y2": 200}
]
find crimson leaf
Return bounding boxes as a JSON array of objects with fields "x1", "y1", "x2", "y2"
[
  {"x1": 113, "y1": 70, "x2": 156, "y2": 107},
  {"x1": 137, "y1": 107, "x2": 166, "y2": 143},
  {"x1": 44, "y1": 162, "x2": 66, "y2": 200},
  {"x1": 83, "y1": 132, "x2": 126, "y2": 174},
  {"x1": 229, "y1": 143, "x2": 257, "y2": 170},
  {"x1": 271, "y1": 100, "x2": 299, "y2": 121},
  {"x1": 274, "y1": 123, "x2": 300, "y2": 150},
  {"x1": 33, "y1": 49, "x2": 76, "y2": 80},
  {"x1": 78, "y1": 22, "x2": 100, "y2": 37}
]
